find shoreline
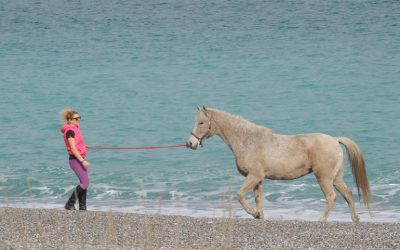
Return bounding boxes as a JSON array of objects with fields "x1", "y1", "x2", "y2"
[
  {"x1": 1, "y1": 207, "x2": 399, "y2": 249},
  {"x1": 2, "y1": 196, "x2": 399, "y2": 223}
]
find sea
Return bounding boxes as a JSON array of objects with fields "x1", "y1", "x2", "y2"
[{"x1": 1, "y1": 0, "x2": 399, "y2": 222}]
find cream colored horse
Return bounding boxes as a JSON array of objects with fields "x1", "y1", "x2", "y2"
[{"x1": 186, "y1": 106, "x2": 372, "y2": 222}]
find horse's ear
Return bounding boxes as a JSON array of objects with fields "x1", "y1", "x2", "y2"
[
  {"x1": 202, "y1": 105, "x2": 210, "y2": 117},
  {"x1": 197, "y1": 106, "x2": 201, "y2": 111}
]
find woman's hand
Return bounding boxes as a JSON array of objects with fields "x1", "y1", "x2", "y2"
[{"x1": 82, "y1": 160, "x2": 91, "y2": 169}]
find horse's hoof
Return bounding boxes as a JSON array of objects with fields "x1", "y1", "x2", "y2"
[
  {"x1": 253, "y1": 211, "x2": 261, "y2": 219},
  {"x1": 319, "y1": 217, "x2": 328, "y2": 223}
]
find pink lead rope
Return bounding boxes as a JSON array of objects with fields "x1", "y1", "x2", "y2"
[{"x1": 87, "y1": 144, "x2": 187, "y2": 151}]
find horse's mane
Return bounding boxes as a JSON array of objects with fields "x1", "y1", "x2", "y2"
[{"x1": 208, "y1": 108, "x2": 272, "y2": 133}]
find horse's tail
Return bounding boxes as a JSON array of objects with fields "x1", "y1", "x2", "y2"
[{"x1": 337, "y1": 137, "x2": 372, "y2": 210}]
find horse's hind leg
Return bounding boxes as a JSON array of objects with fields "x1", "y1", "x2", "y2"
[
  {"x1": 254, "y1": 181, "x2": 264, "y2": 219},
  {"x1": 237, "y1": 175, "x2": 263, "y2": 219},
  {"x1": 317, "y1": 178, "x2": 337, "y2": 222},
  {"x1": 334, "y1": 176, "x2": 360, "y2": 223}
]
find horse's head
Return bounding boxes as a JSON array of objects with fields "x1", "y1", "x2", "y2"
[{"x1": 186, "y1": 106, "x2": 213, "y2": 150}]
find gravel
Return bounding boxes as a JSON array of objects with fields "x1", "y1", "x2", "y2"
[{"x1": 1, "y1": 207, "x2": 399, "y2": 249}]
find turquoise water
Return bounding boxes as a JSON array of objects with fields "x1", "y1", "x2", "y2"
[{"x1": 1, "y1": 0, "x2": 399, "y2": 222}]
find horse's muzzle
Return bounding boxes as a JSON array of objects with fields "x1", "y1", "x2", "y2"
[
  {"x1": 186, "y1": 141, "x2": 195, "y2": 150},
  {"x1": 186, "y1": 137, "x2": 199, "y2": 150}
]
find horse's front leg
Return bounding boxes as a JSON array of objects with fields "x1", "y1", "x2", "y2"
[
  {"x1": 254, "y1": 181, "x2": 264, "y2": 219},
  {"x1": 237, "y1": 175, "x2": 263, "y2": 219}
]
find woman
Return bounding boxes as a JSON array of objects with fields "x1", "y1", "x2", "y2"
[{"x1": 60, "y1": 108, "x2": 91, "y2": 210}]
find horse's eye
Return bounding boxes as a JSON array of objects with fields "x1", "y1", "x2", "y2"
[{"x1": 199, "y1": 122, "x2": 204, "y2": 125}]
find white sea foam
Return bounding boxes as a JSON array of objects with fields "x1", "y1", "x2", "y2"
[{"x1": 2, "y1": 197, "x2": 399, "y2": 223}]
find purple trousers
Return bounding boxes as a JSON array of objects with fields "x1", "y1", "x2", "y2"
[{"x1": 69, "y1": 159, "x2": 89, "y2": 190}]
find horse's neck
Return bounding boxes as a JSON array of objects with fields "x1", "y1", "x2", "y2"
[{"x1": 211, "y1": 109, "x2": 268, "y2": 150}]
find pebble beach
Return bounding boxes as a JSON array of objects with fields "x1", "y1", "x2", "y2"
[{"x1": 1, "y1": 207, "x2": 399, "y2": 249}]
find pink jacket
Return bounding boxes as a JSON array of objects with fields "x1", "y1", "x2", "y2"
[{"x1": 60, "y1": 124, "x2": 87, "y2": 158}]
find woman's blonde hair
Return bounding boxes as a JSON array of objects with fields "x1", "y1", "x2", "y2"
[{"x1": 60, "y1": 108, "x2": 79, "y2": 122}]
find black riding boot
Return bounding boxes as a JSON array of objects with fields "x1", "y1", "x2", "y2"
[
  {"x1": 77, "y1": 186, "x2": 87, "y2": 211},
  {"x1": 64, "y1": 187, "x2": 77, "y2": 210}
]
